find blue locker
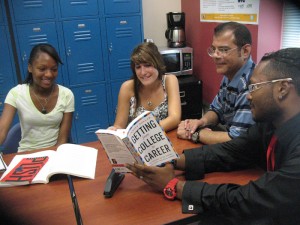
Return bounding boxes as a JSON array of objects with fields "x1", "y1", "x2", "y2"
[
  {"x1": 15, "y1": 22, "x2": 64, "y2": 84},
  {"x1": 109, "y1": 80, "x2": 123, "y2": 124},
  {"x1": 62, "y1": 19, "x2": 104, "y2": 86},
  {"x1": 0, "y1": 1, "x2": 4, "y2": 23},
  {"x1": 72, "y1": 83, "x2": 109, "y2": 143},
  {"x1": 103, "y1": 0, "x2": 140, "y2": 15},
  {"x1": 0, "y1": 0, "x2": 19, "y2": 129},
  {"x1": 5, "y1": 0, "x2": 144, "y2": 144},
  {"x1": 0, "y1": 25, "x2": 17, "y2": 115},
  {"x1": 106, "y1": 16, "x2": 142, "y2": 80},
  {"x1": 10, "y1": 0, "x2": 55, "y2": 22},
  {"x1": 59, "y1": 0, "x2": 99, "y2": 18}
]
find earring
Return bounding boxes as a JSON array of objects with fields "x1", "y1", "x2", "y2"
[{"x1": 279, "y1": 95, "x2": 283, "y2": 100}]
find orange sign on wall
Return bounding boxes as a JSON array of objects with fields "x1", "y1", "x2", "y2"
[{"x1": 200, "y1": 0, "x2": 260, "y2": 25}]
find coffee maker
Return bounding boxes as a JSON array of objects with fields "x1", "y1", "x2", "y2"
[{"x1": 165, "y1": 12, "x2": 186, "y2": 48}]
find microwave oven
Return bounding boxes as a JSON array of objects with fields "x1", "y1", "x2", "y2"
[{"x1": 158, "y1": 46, "x2": 193, "y2": 76}]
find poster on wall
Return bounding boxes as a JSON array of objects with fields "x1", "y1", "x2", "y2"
[{"x1": 200, "y1": 0, "x2": 260, "y2": 24}]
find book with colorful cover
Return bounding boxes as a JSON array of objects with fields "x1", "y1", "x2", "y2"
[
  {"x1": 95, "y1": 111, "x2": 179, "y2": 173},
  {"x1": 0, "y1": 143, "x2": 98, "y2": 187},
  {"x1": 1, "y1": 156, "x2": 49, "y2": 183}
]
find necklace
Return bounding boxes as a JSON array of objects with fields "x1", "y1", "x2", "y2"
[
  {"x1": 32, "y1": 85, "x2": 55, "y2": 114},
  {"x1": 147, "y1": 101, "x2": 153, "y2": 107}
]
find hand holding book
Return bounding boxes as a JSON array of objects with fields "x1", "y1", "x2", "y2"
[{"x1": 96, "y1": 111, "x2": 179, "y2": 173}]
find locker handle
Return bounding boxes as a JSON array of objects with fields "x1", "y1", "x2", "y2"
[
  {"x1": 109, "y1": 43, "x2": 113, "y2": 53},
  {"x1": 22, "y1": 52, "x2": 27, "y2": 61},
  {"x1": 67, "y1": 47, "x2": 72, "y2": 56},
  {"x1": 75, "y1": 113, "x2": 79, "y2": 120},
  {"x1": 181, "y1": 101, "x2": 187, "y2": 106},
  {"x1": 179, "y1": 91, "x2": 186, "y2": 98}
]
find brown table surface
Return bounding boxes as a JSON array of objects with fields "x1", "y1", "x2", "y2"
[{"x1": 0, "y1": 130, "x2": 263, "y2": 225}]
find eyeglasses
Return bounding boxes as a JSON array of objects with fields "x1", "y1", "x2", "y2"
[
  {"x1": 207, "y1": 47, "x2": 239, "y2": 57},
  {"x1": 248, "y1": 78, "x2": 293, "y2": 93}
]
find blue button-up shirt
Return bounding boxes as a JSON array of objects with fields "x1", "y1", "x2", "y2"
[{"x1": 209, "y1": 57, "x2": 256, "y2": 138}]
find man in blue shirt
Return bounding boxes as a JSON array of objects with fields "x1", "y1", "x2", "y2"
[
  {"x1": 127, "y1": 48, "x2": 300, "y2": 224},
  {"x1": 177, "y1": 22, "x2": 255, "y2": 144}
]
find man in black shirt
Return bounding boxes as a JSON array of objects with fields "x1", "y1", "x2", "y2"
[{"x1": 127, "y1": 48, "x2": 300, "y2": 224}]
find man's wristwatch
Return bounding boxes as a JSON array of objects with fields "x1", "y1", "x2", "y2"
[
  {"x1": 191, "y1": 129, "x2": 200, "y2": 143},
  {"x1": 170, "y1": 159, "x2": 177, "y2": 169},
  {"x1": 163, "y1": 178, "x2": 179, "y2": 200}
]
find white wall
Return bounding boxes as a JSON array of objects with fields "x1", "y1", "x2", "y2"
[{"x1": 142, "y1": 0, "x2": 181, "y2": 47}]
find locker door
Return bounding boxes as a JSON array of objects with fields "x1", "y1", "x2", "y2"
[
  {"x1": 63, "y1": 19, "x2": 104, "y2": 85},
  {"x1": 59, "y1": 0, "x2": 99, "y2": 18},
  {"x1": 72, "y1": 83, "x2": 109, "y2": 143},
  {"x1": 15, "y1": 22, "x2": 63, "y2": 84},
  {"x1": 103, "y1": 0, "x2": 140, "y2": 14},
  {"x1": 106, "y1": 16, "x2": 142, "y2": 80},
  {"x1": 109, "y1": 80, "x2": 123, "y2": 124},
  {"x1": 10, "y1": 0, "x2": 55, "y2": 22},
  {"x1": 0, "y1": 1, "x2": 4, "y2": 24},
  {"x1": 0, "y1": 25, "x2": 17, "y2": 114}
]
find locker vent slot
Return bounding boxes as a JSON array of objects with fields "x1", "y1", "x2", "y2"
[
  {"x1": 74, "y1": 31, "x2": 92, "y2": 41},
  {"x1": 112, "y1": 0, "x2": 131, "y2": 3},
  {"x1": 81, "y1": 95, "x2": 98, "y2": 106},
  {"x1": 85, "y1": 124, "x2": 101, "y2": 134},
  {"x1": 115, "y1": 28, "x2": 133, "y2": 38},
  {"x1": 78, "y1": 63, "x2": 95, "y2": 73},
  {"x1": 24, "y1": 1, "x2": 43, "y2": 8},
  {"x1": 69, "y1": 0, "x2": 88, "y2": 6},
  {"x1": 117, "y1": 59, "x2": 130, "y2": 69},
  {"x1": 29, "y1": 34, "x2": 48, "y2": 45}
]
